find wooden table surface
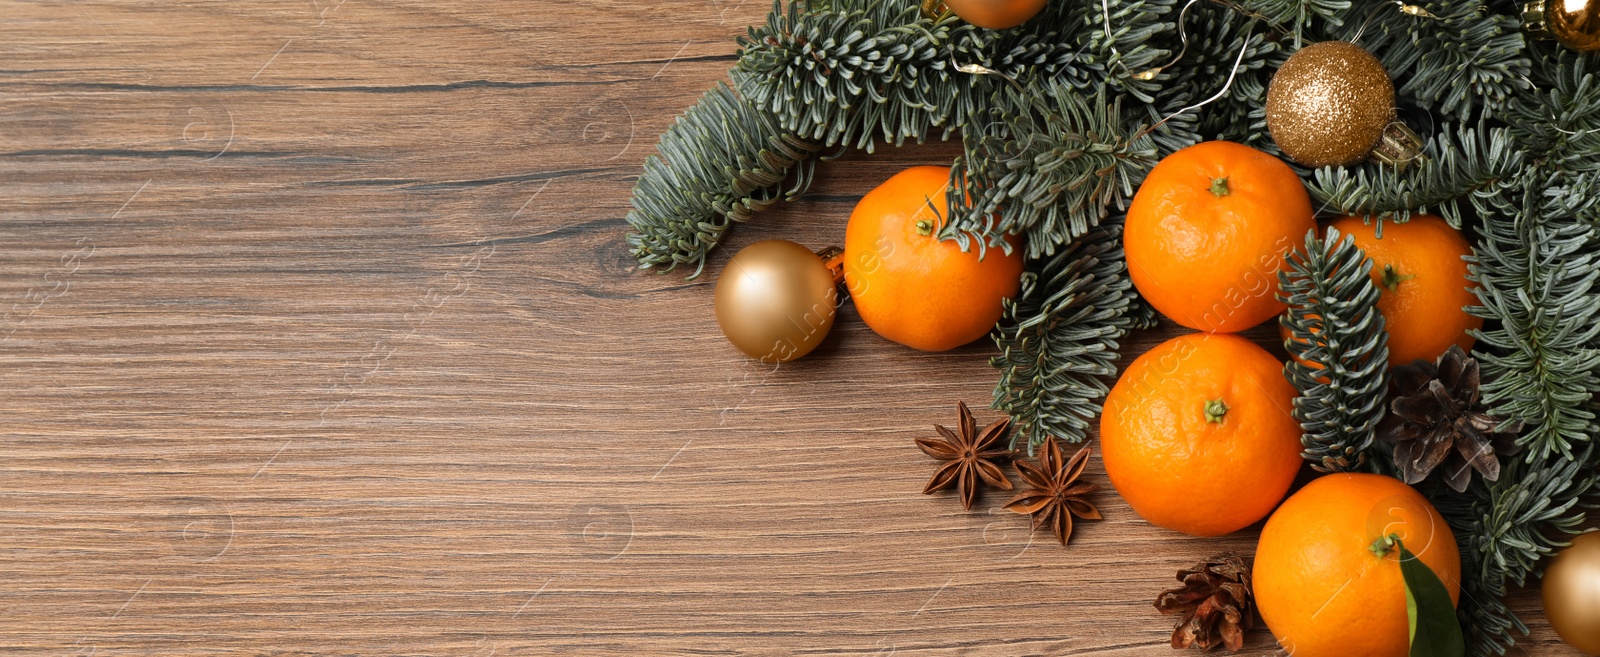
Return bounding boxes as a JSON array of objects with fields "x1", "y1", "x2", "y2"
[{"x1": 0, "y1": 1, "x2": 1577, "y2": 655}]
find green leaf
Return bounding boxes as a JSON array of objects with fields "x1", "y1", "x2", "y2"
[
  {"x1": 1405, "y1": 580, "x2": 1418, "y2": 642},
  {"x1": 1397, "y1": 539, "x2": 1466, "y2": 657}
]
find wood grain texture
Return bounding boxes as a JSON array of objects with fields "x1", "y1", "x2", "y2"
[{"x1": 0, "y1": 1, "x2": 1580, "y2": 655}]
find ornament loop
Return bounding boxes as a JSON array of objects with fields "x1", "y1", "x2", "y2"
[
  {"x1": 1523, "y1": 1, "x2": 1551, "y2": 37},
  {"x1": 1370, "y1": 120, "x2": 1427, "y2": 171},
  {"x1": 815, "y1": 246, "x2": 845, "y2": 286}
]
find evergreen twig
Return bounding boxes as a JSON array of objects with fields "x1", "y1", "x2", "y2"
[
  {"x1": 733, "y1": 0, "x2": 966, "y2": 152},
  {"x1": 1278, "y1": 227, "x2": 1389, "y2": 472},
  {"x1": 945, "y1": 83, "x2": 1163, "y2": 258},
  {"x1": 1307, "y1": 124, "x2": 1522, "y2": 226},
  {"x1": 1440, "y1": 170, "x2": 1600, "y2": 656},
  {"x1": 991, "y1": 224, "x2": 1136, "y2": 453},
  {"x1": 1229, "y1": 0, "x2": 1350, "y2": 43},
  {"x1": 1467, "y1": 173, "x2": 1600, "y2": 463},
  {"x1": 1339, "y1": 0, "x2": 1529, "y2": 119},
  {"x1": 1511, "y1": 47, "x2": 1600, "y2": 172},
  {"x1": 624, "y1": 82, "x2": 821, "y2": 276},
  {"x1": 1158, "y1": 3, "x2": 1282, "y2": 148},
  {"x1": 1433, "y1": 448, "x2": 1600, "y2": 657}
]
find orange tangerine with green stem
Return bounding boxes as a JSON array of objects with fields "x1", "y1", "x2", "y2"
[
  {"x1": 1253, "y1": 472, "x2": 1461, "y2": 657},
  {"x1": 1124, "y1": 141, "x2": 1315, "y2": 333},
  {"x1": 1099, "y1": 332, "x2": 1303, "y2": 537},
  {"x1": 842, "y1": 166, "x2": 1024, "y2": 351}
]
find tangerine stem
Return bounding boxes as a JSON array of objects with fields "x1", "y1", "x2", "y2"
[
  {"x1": 1380, "y1": 264, "x2": 1416, "y2": 292},
  {"x1": 1210, "y1": 177, "x2": 1231, "y2": 197},
  {"x1": 1369, "y1": 532, "x2": 1400, "y2": 557},
  {"x1": 1204, "y1": 398, "x2": 1229, "y2": 423}
]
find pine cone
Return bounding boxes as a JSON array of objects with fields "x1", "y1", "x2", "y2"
[
  {"x1": 1380, "y1": 345, "x2": 1523, "y2": 493},
  {"x1": 1154, "y1": 552, "x2": 1253, "y2": 652}
]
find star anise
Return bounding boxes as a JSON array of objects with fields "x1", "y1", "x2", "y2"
[
  {"x1": 1003, "y1": 440, "x2": 1101, "y2": 546},
  {"x1": 1381, "y1": 345, "x2": 1524, "y2": 493},
  {"x1": 1155, "y1": 552, "x2": 1254, "y2": 652},
  {"x1": 916, "y1": 401, "x2": 1012, "y2": 510}
]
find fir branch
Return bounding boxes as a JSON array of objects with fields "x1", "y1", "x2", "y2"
[
  {"x1": 1510, "y1": 46, "x2": 1600, "y2": 173},
  {"x1": 1307, "y1": 124, "x2": 1523, "y2": 226},
  {"x1": 991, "y1": 224, "x2": 1136, "y2": 453},
  {"x1": 1191, "y1": 46, "x2": 1280, "y2": 148},
  {"x1": 1156, "y1": 2, "x2": 1283, "y2": 147},
  {"x1": 1340, "y1": 1, "x2": 1530, "y2": 119},
  {"x1": 948, "y1": 0, "x2": 1174, "y2": 101},
  {"x1": 945, "y1": 83, "x2": 1162, "y2": 258},
  {"x1": 733, "y1": 0, "x2": 1181, "y2": 153},
  {"x1": 734, "y1": 0, "x2": 968, "y2": 151},
  {"x1": 1447, "y1": 168, "x2": 1600, "y2": 657},
  {"x1": 1224, "y1": 0, "x2": 1350, "y2": 43},
  {"x1": 1278, "y1": 227, "x2": 1389, "y2": 472},
  {"x1": 624, "y1": 82, "x2": 821, "y2": 276},
  {"x1": 1467, "y1": 173, "x2": 1600, "y2": 463},
  {"x1": 1433, "y1": 447, "x2": 1600, "y2": 657},
  {"x1": 1063, "y1": 0, "x2": 1179, "y2": 102}
]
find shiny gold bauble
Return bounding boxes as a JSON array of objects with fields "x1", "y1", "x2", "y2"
[
  {"x1": 714, "y1": 240, "x2": 839, "y2": 363},
  {"x1": 1265, "y1": 41, "x2": 1396, "y2": 168},
  {"x1": 1543, "y1": 531, "x2": 1600, "y2": 655},
  {"x1": 1526, "y1": 0, "x2": 1600, "y2": 51}
]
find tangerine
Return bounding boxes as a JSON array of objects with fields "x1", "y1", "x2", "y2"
[
  {"x1": 1328, "y1": 214, "x2": 1482, "y2": 366},
  {"x1": 1254, "y1": 473, "x2": 1461, "y2": 657},
  {"x1": 843, "y1": 166, "x2": 1024, "y2": 351},
  {"x1": 943, "y1": 0, "x2": 1049, "y2": 29},
  {"x1": 1125, "y1": 141, "x2": 1315, "y2": 333},
  {"x1": 1099, "y1": 333, "x2": 1303, "y2": 537}
]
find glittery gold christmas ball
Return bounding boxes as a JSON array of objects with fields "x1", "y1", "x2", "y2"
[
  {"x1": 1525, "y1": 0, "x2": 1600, "y2": 51},
  {"x1": 1543, "y1": 531, "x2": 1600, "y2": 655},
  {"x1": 1265, "y1": 41, "x2": 1396, "y2": 169}
]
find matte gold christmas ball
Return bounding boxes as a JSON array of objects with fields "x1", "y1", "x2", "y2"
[
  {"x1": 1266, "y1": 41, "x2": 1396, "y2": 168},
  {"x1": 1534, "y1": 0, "x2": 1600, "y2": 51},
  {"x1": 1543, "y1": 531, "x2": 1600, "y2": 655},
  {"x1": 714, "y1": 240, "x2": 838, "y2": 363}
]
